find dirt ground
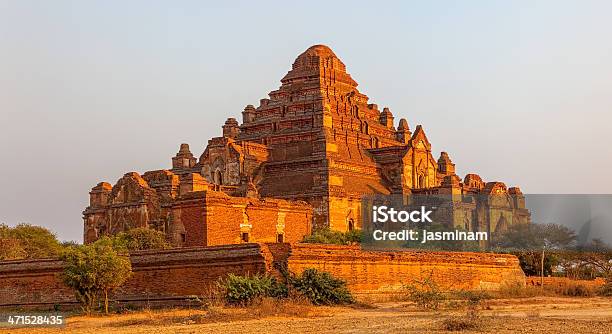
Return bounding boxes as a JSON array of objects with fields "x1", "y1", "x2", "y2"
[{"x1": 2, "y1": 297, "x2": 611, "y2": 334}]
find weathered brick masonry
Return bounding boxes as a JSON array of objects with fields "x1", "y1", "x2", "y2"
[
  {"x1": 83, "y1": 44, "x2": 531, "y2": 246},
  {"x1": 0, "y1": 244, "x2": 268, "y2": 309},
  {"x1": 0, "y1": 244, "x2": 525, "y2": 309},
  {"x1": 285, "y1": 244, "x2": 525, "y2": 292}
]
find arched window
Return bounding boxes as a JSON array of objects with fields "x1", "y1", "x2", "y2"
[
  {"x1": 348, "y1": 218, "x2": 355, "y2": 231},
  {"x1": 418, "y1": 175, "x2": 425, "y2": 188}
]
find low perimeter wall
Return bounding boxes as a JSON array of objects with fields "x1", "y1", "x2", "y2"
[
  {"x1": 0, "y1": 243, "x2": 525, "y2": 310},
  {"x1": 283, "y1": 244, "x2": 525, "y2": 293}
]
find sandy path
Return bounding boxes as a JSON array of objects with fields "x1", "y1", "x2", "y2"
[{"x1": 2, "y1": 297, "x2": 611, "y2": 334}]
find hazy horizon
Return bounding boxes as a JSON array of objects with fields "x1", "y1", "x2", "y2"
[{"x1": 1, "y1": 1, "x2": 611, "y2": 242}]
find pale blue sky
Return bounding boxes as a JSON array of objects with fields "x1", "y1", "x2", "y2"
[{"x1": 1, "y1": 1, "x2": 611, "y2": 241}]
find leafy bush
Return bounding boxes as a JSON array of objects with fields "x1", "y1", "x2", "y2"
[
  {"x1": 0, "y1": 223, "x2": 62, "y2": 259},
  {"x1": 289, "y1": 268, "x2": 353, "y2": 305},
  {"x1": 114, "y1": 228, "x2": 170, "y2": 251},
  {"x1": 302, "y1": 228, "x2": 362, "y2": 245},
  {"x1": 219, "y1": 274, "x2": 287, "y2": 305},
  {"x1": 219, "y1": 269, "x2": 353, "y2": 306},
  {"x1": 0, "y1": 237, "x2": 27, "y2": 260},
  {"x1": 343, "y1": 229, "x2": 362, "y2": 244}
]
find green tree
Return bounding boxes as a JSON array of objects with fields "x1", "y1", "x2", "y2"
[
  {"x1": 491, "y1": 223, "x2": 577, "y2": 284},
  {"x1": 515, "y1": 251, "x2": 559, "y2": 276},
  {"x1": 302, "y1": 228, "x2": 362, "y2": 245},
  {"x1": 0, "y1": 223, "x2": 61, "y2": 259},
  {"x1": 571, "y1": 239, "x2": 612, "y2": 279},
  {"x1": 61, "y1": 237, "x2": 132, "y2": 314},
  {"x1": 114, "y1": 227, "x2": 170, "y2": 251},
  {"x1": 491, "y1": 223, "x2": 576, "y2": 251}
]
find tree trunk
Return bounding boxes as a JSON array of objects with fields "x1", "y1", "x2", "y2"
[
  {"x1": 541, "y1": 248, "x2": 545, "y2": 289},
  {"x1": 104, "y1": 290, "x2": 109, "y2": 314}
]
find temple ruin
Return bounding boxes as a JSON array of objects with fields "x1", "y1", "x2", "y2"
[{"x1": 83, "y1": 45, "x2": 530, "y2": 246}]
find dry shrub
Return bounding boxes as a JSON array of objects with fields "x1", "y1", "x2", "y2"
[
  {"x1": 493, "y1": 282, "x2": 542, "y2": 298},
  {"x1": 491, "y1": 280, "x2": 598, "y2": 299},
  {"x1": 598, "y1": 280, "x2": 612, "y2": 296},
  {"x1": 403, "y1": 272, "x2": 446, "y2": 310},
  {"x1": 198, "y1": 285, "x2": 225, "y2": 309},
  {"x1": 451, "y1": 290, "x2": 491, "y2": 310},
  {"x1": 547, "y1": 282, "x2": 595, "y2": 297},
  {"x1": 441, "y1": 312, "x2": 481, "y2": 331}
]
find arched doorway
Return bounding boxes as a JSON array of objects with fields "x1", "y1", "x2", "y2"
[{"x1": 214, "y1": 169, "x2": 223, "y2": 185}]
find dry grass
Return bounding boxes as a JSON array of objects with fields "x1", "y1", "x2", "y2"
[
  {"x1": 440, "y1": 314, "x2": 481, "y2": 331},
  {"x1": 492, "y1": 283, "x2": 545, "y2": 298},
  {"x1": 360, "y1": 283, "x2": 590, "y2": 304},
  {"x1": 551, "y1": 282, "x2": 597, "y2": 297},
  {"x1": 356, "y1": 292, "x2": 412, "y2": 304},
  {"x1": 106, "y1": 297, "x2": 322, "y2": 328},
  {"x1": 489, "y1": 281, "x2": 597, "y2": 299},
  {"x1": 248, "y1": 297, "x2": 318, "y2": 318},
  {"x1": 3, "y1": 297, "x2": 612, "y2": 334}
]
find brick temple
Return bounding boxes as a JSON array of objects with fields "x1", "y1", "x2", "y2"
[{"x1": 83, "y1": 45, "x2": 530, "y2": 246}]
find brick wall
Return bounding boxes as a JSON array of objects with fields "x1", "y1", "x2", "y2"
[
  {"x1": 284, "y1": 244, "x2": 526, "y2": 293},
  {"x1": 0, "y1": 259, "x2": 74, "y2": 308},
  {"x1": 175, "y1": 191, "x2": 312, "y2": 246},
  {"x1": 0, "y1": 244, "x2": 267, "y2": 309},
  {"x1": 0, "y1": 244, "x2": 526, "y2": 310}
]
